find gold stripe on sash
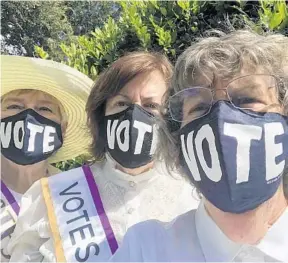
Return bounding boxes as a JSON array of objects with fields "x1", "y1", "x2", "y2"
[{"x1": 41, "y1": 178, "x2": 66, "y2": 262}]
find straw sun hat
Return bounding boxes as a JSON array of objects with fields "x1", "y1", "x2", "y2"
[{"x1": 1, "y1": 55, "x2": 94, "y2": 163}]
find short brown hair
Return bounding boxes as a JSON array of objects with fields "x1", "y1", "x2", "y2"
[{"x1": 86, "y1": 51, "x2": 173, "y2": 161}]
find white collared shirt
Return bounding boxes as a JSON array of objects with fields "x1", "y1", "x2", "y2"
[
  {"x1": 111, "y1": 201, "x2": 288, "y2": 262},
  {"x1": 7, "y1": 157, "x2": 198, "y2": 262}
]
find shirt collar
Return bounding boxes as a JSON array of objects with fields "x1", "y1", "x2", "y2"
[
  {"x1": 195, "y1": 200, "x2": 242, "y2": 262},
  {"x1": 195, "y1": 200, "x2": 288, "y2": 262},
  {"x1": 256, "y1": 207, "x2": 288, "y2": 262},
  {"x1": 102, "y1": 153, "x2": 162, "y2": 188}
]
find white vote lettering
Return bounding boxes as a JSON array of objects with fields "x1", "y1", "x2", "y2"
[
  {"x1": 195, "y1": 124, "x2": 222, "y2": 182},
  {"x1": 224, "y1": 123, "x2": 262, "y2": 183},
  {"x1": 107, "y1": 120, "x2": 118, "y2": 150},
  {"x1": 107, "y1": 119, "x2": 154, "y2": 154},
  {"x1": 116, "y1": 120, "x2": 130, "y2": 152},
  {"x1": 133, "y1": 120, "x2": 152, "y2": 154},
  {"x1": 43, "y1": 126, "x2": 56, "y2": 153},
  {"x1": 13, "y1": 121, "x2": 25, "y2": 149},
  {"x1": 27, "y1": 123, "x2": 44, "y2": 152},
  {"x1": 265, "y1": 122, "x2": 284, "y2": 181},
  {"x1": 181, "y1": 131, "x2": 201, "y2": 181},
  {"x1": 0, "y1": 122, "x2": 12, "y2": 148},
  {"x1": 182, "y1": 122, "x2": 285, "y2": 184}
]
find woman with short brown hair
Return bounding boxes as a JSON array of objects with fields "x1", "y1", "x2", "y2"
[{"x1": 8, "y1": 52, "x2": 198, "y2": 262}]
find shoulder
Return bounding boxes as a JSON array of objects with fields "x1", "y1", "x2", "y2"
[
  {"x1": 18, "y1": 166, "x2": 88, "y2": 223},
  {"x1": 111, "y1": 219, "x2": 168, "y2": 262},
  {"x1": 111, "y1": 210, "x2": 199, "y2": 262}
]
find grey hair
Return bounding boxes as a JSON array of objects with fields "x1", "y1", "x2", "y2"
[
  {"x1": 156, "y1": 30, "x2": 288, "y2": 197},
  {"x1": 173, "y1": 30, "x2": 288, "y2": 106}
]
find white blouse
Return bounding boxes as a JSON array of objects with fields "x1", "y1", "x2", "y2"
[
  {"x1": 1, "y1": 165, "x2": 60, "y2": 262},
  {"x1": 1, "y1": 188, "x2": 21, "y2": 262},
  {"x1": 111, "y1": 200, "x2": 288, "y2": 262},
  {"x1": 7, "y1": 156, "x2": 199, "y2": 262}
]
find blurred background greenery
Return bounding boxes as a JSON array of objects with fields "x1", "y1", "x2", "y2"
[{"x1": 1, "y1": 0, "x2": 287, "y2": 170}]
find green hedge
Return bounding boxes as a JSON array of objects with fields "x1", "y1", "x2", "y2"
[
  {"x1": 38, "y1": 0, "x2": 287, "y2": 170},
  {"x1": 36, "y1": 1, "x2": 288, "y2": 81}
]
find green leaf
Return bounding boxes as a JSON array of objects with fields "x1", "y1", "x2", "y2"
[
  {"x1": 269, "y1": 13, "x2": 283, "y2": 29},
  {"x1": 160, "y1": 7, "x2": 167, "y2": 16},
  {"x1": 90, "y1": 65, "x2": 97, "y2": 79},
  {"x1": 34, "y1": 45, "x2": 49, "y2": 59},
  {"x1": 177, "y1": 0, "x2": 190, "y2": 11}
]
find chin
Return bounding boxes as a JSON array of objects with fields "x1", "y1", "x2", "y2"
[{"x1": 119, "y1": 162, "x2": 154, "y2": 175}]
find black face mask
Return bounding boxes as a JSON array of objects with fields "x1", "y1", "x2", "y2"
[
  {"x1": 1, "y1": 109, "x2": 63, "y2": 165},
  {"x1": 102, "y1": 105, "x2": 158, "y2": 169}
]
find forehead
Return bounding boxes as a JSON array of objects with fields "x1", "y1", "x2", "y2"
[
  {"x1": 119, "y1": 71, "x2": 167, "y2": 98},
  {"x1": 2, "y1": 89, "x2": 60, "y2": 105},
  {"x1": 186, "y1": 67, "x2": 275, "y2": 90}
]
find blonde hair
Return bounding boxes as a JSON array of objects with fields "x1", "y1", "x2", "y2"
[{"x1": 1, "y1": 89, "x2": 68, "y2": 126}]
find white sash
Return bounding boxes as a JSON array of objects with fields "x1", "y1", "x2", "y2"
[
  {"x1": 41, "y1": 165, "x2": 118, "y2": 262},
  {"x1": 1, "y1": 180, "x2": 20, "y2": 261}
]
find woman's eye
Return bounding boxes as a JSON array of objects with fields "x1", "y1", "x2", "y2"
[
  {"x1": 6, "y1": 104, "x2": 23, "y2": 110},
  {"x1": 188, "y1": 104, "x2": 209, "y2": 114},
  {"x1": 144, "y1": 103, "x2": 159, "y2": 109},
  {"x1": 116, "y1": 101, "x2": 130, "y2": 107},
  {"x1": 38, "y1": 106, "x2": 53, "y2": 113},
  {"x1": 232, "y1": 97, "x2": 262, "y2": 107}
]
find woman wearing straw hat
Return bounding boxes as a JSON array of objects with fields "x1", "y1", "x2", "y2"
[
  {"x1": 0, "y1": 55, "x2": 93, "y2": 261},
  {"x1": 8, "y1": 52, "x2": 199, "y2": 262}
]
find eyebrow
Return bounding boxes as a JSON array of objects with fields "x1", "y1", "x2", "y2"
[
  {"x1": 117, "y1": 93, "x2": 160, "y2": 101},
  {"x1": 36, "y1": 100, "x2": 58, "y2": 106},
  {"x1": 3, "y1": 98, "x2": 58, "y2": 107},
  {"x1": 115, "y1": 93, "x2": 131, "y2": 100},
  {"x1": 2, "y1": 98, "x2": 25, "y2": 104}
]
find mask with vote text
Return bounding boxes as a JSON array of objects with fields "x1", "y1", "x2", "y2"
[
  {"x1": 178, "y1": 101, "x2": 288, "y2": 213},
  {"x1": 102, "y1": 105, "x2": 157, "y2": 169},
  {"x1": 1, "y1": 109, "x2": 63, "y2": 165}
]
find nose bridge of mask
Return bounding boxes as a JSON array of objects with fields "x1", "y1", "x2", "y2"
[
  {"x1": 121, "y1": 104, "x2": 155, "y2": 154},
  {"x1": 134, "y1": 105, "x2": 156, "y2": 152},
  {"x1": 22, "y1": 110, "x2": 45, "y2": 152}
]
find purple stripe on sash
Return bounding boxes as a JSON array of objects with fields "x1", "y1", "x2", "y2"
[
  {"x1": 1, "y1": 180, "x2": 20, "y2": 215},
  {"x1": 82, "y1": 165, "x2": 118, "y2": 254},
  {"x1": 1, "y1": 224, "x2": 15, "y2": 240}
]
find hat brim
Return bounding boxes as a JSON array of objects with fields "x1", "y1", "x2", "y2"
[{"x1": 1, "y1": 55, "x2": 94, "y2": 163}]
